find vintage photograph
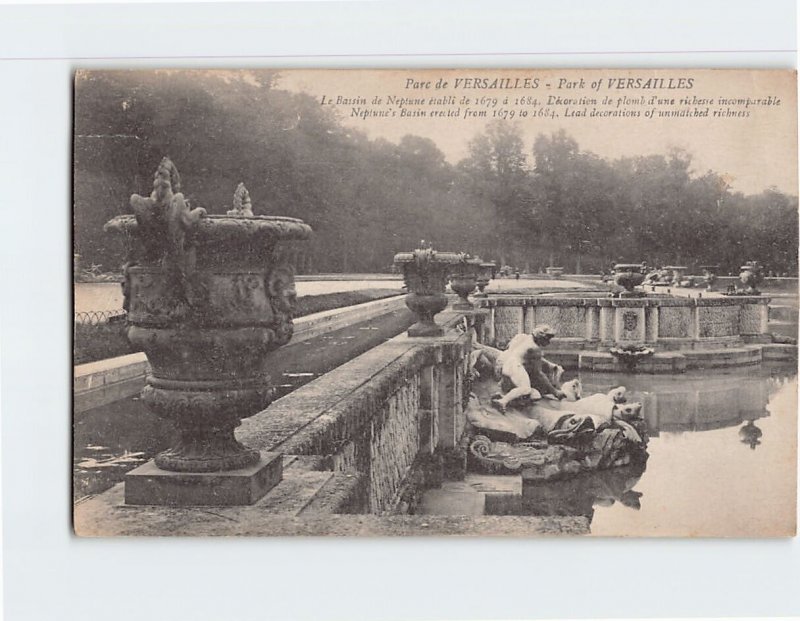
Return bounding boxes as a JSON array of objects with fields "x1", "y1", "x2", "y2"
[{"x1": 73, "y1": 68, "x2": 797, "y2": 537}]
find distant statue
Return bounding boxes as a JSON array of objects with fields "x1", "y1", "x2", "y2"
[
  {"x1": 644, "y1": 267, "x2": 671, "y2": 285},
  {"x1": 227, "y1": 182, "x2": 254, "y2": 217}
]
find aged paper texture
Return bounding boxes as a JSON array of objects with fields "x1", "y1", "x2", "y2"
[{"x1": 73, "y1": 68, "x2": 797, "y2": 537}]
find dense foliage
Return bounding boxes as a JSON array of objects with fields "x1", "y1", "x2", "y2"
[{"x1": 74, "y1": 71, "x2": 797, "y2": 276}]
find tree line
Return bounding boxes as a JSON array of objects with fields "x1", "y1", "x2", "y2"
[{"x1": 74, "y1": 70, "x2": 798, "y2": 276}]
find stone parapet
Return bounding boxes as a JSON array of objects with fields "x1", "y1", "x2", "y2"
[{"x1": 236, "y1": 310, "x2": 478, "y2": 513}]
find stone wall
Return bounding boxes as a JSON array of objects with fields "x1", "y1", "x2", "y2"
[
  {"x1": 236, "y1": 309, "x2": 477, "y2": 514},
  {"x1": 364, "y1": 373, "x2": 420, "y2": 511},
  {"x1": 658, "y1": 306, "x2": 692, "y2": 338}
]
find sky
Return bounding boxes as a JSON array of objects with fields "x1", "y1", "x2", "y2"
[{"x1": 278, "y1": 68, "x2": 798, "y2": 196}]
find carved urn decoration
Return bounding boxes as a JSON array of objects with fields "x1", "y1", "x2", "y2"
[
  {"x1": 449, "y1": 254, "x2": 483, "y2": 310},
  {"x1": 739, "y1": 261, "x2": 764, "y2": 295},
  {"x1": 394, "y1": 248, "x2": 460, "y2": 336},
  {"x1": 613, "y1": 263, "x2": 646, "y2": 297},
  {"x1": 475, "y1": 261, "x2": 496, "y2": 297},
  {"x1": 105, "y1": 159, "x2": 312, "y2": 506},
  {"x1": 609, "y1": 344, "x2": 655, "y2": 372}
]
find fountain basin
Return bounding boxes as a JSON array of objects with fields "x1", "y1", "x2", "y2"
[{"x1": 478, "y1": 293, "x2": 786, "y2": 372}]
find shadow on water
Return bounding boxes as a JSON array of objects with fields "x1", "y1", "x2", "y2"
[
  {"x1": 73, "y1": 373, "x2": 312, "y2": 501},
  {"x1": 73, "y1": 395, "x2": 174, "y2": 500},
  {"x1": 485, "y1": 462, "x2": 646, "y2": 522}
]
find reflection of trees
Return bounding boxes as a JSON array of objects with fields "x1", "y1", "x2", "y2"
[{"x1": 484, "y1": 461, "x2": 646, "y2": 522}]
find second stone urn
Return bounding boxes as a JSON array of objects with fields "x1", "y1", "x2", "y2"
[
  {"x1": 105, "y1": 159, "x2": 312, "y2": 506},
  {"x1": 449, "y1": 254, "x2": 483, "y2": 310},
  {"x1": 739, "y1": 261, "x2": 764, "y2": 295},
  {"x1": 394, "y1": 248, "x2": 461, "y2": 336},
  {"x1": 613, "y1": 263, "x2": 646, "y2": 297}
]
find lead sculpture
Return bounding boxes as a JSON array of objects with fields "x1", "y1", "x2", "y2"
[{"x1": 464, "y1": 325, "x2": 649, "y2": 477}]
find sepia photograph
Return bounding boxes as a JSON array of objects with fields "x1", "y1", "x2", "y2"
[{"x1": 72, "y1": 67, "x2": 798, "y2": 537}]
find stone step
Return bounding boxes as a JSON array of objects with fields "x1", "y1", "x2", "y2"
[
  {"x1": 254, "y1": 458, "x2": 336, "y2": 516},
  {"x1": 683, "y1": 346, "x2": 762, "y2": 368},
  {"x1": 762, "y1": 343, "x2": 799, "y2": 361}
]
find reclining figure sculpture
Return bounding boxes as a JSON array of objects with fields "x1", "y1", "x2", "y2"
[{"x1": 464, "y1": 327, "x2": 649, "y2": 476}]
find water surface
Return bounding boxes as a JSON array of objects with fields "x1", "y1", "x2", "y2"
[{"x1": 420, "y1": 363, "x2": 797, "y2": 536}]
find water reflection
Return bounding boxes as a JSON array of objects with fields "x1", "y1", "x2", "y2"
[
  {"x1": 73, "y1": 396, "x2": 176, "y2": 500},
  {"x1": 72, "y1": 370, "x2": 322, "y2": 501},
  {"x1": 738, "y1": 420, "x2": 763, "y2": 450},
  {"x1": 420, "y1": 363, "x2": 797, "y2": 535},
  {"x1": 578, "y1": 366, "x2": 791, "y2": 436},
  {"x1": 485, "y1": 462, "x2": 646, "y2": 522}
]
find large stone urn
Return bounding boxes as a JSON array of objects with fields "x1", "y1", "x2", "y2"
[
  {"x1": 449, "y1": 254, "x2": 483, "y2": 310},
  {"x1": 394, "y1": 248, "x2": 460, "y2": 336},
  {"x1": 613, "y1": 263, "x2": 646, "y2": 297},
  {"x1": 105, "y1": 159, "x2": 312, "y2": 506},
  {"x1": 739, "y1": 261, "x2": 764, "y2": 295}
]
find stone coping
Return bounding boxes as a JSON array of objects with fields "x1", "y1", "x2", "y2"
[
  {"x1": 74, "y1": 351, "x2": 149, "y2": 384},
  {"x1": 238, "y1": 316, "x2": 472, "y2": 456},
  {"x1": 291, "y1": 294, "x2": 406, "y2": 342},
  {"x1": 74, "y1": 352, "x2": 151, "y2": 415},
  {"x1": 74, "y1": 480, "x2": 589, "y2": 537},
  {"x1": 105, "y1": 213, "x2": 313, "y2": 243},
  {"x1": 480, "y1": 295, "x2": 769, "y2": 308}
]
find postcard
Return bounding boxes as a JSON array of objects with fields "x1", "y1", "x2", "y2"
[{"x1": 73, "y1": 68, "x2": 797, "y2": 537}]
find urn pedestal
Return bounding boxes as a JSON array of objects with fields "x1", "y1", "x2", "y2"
[
  {"x1": 106, "y1": 159, "x2": 312, "y2": 506},
  {"x1": 394, "y1": 249, "x2": 461, "y2": 336}
]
